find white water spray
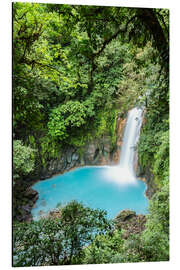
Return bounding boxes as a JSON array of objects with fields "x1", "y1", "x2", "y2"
[
  {"x1": 105, "y1": 107, "x2": 144, "y2": 185},
  {"x1": 119, "y1": 108, "x2": 143, "y2": 170}
]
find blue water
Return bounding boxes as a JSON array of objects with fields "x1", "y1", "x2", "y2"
[{"x1": 31, "y1": 166, "x2": 148, "y2": 220}]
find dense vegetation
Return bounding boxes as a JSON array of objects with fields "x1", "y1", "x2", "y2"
[{"x1": 13, "y1": 2, "x2": 169, "y2": 266}]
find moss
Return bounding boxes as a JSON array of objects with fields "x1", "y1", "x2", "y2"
[
  {"x1": 23, "y1": 107, "x2": 123, "y2": 173},
  {"x1": 37, "y1": 136, "x2": 62, "y2": 168},
  {"x1": 109, "y1": 110, "x2": 118, "y2": 148},
  {"x1": 138, "y1": 114, "x2": 169, "y2": 189},
  {"x1": 69, "y1": 135, "x2": 87, "y2": 147},
  {"x1": 76, "y1": 146, "x2": 86, "y2": 160},
  {"x1": 26, "y1": 134, "x2": 62, "y2": 169},
  {"x1": 28, "y1": 135, "x2": 36, "y2": 147},
  {"x1": 94, "y1": 111, "x2": 107, "y2": 138},
  {"x1": 93, "y1": 108, "x2": 120, "y2": 148}
]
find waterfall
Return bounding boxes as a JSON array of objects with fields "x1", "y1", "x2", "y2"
[
  {"x1": 119, "y1": 107, "x2": 143, "y2": 171},
  {"x1": 117, "y1": 107, "x2": 144, "y2": 183},
  {"x1": 104, "y1": 107, "x2": 144, "y2": 185}
]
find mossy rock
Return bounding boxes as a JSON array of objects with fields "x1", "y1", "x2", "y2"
[
  {"x1": 115, "y1": 210, "x2": 146, "y2": 238},
  {"x1": 115, "y1": 210, "x2": 136, "y2": 223}
]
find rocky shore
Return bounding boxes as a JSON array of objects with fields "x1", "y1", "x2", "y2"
[
  {"x1": 13, "y1": 114, "x2": 154, "y2": 223},
  {"x1": 13, "y1": 116, "x2": 127, "y2": 222}
]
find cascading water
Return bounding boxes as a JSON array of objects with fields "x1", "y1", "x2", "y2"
[
  {"x1": 119, "y1": 107, "x2": 143, "y2": 177},
  {"x1": 105, "y1": 107, "x2": 144, "y2": 185},
  {"x1": 32, "y1": 106, "x2": 148, "y2": 220}
]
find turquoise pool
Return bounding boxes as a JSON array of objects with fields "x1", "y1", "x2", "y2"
[{"x1": 32, "y1": 166, "x2": 148, "y2": 220}]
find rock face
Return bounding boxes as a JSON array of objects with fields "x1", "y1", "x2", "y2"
[
  {"x1": 13, "y1": 134, "x2": 121, "y2": 222},
  {"x1": 13, "y1": 185, "x2": 39, "y2": 222},
  {"x1": 136, "y1": 166, "x2": 156, "y2": 198},
  {"x1": 134, "y1": 109, "x2": 156, "y2": 199},
  {"x1": 112, "y1": 117, "x2": 126, "y2": 164},
  {"x1": 37, "y1": 129, "x2": 127, "y2": 181},
  {"x1": 115, "y1": 210, "x2": 146, "y2": 238},
  {"x1": 13, "y1": 116, "x2": 128, "y2": 222},
  {"x1": 116, "y1": 209, "x2": 137, "y2": 222},
  {"x1": 38, "y1": 116, "x2": 127, "y2": 181}
]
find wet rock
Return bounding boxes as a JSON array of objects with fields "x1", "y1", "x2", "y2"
[
  {"x1": 93, "y1": 148, "x2": 100, "y2": 160},
  {"x1": 22, "y1": 205, "x2": 32, "y2": 212},
  {"x1": 116, "y1": 210, "x2": 136, "y2": 223},
  {"x1": 25, "y1": 188, "x2": 39, "y2": 201},
  {"x1": 16, "y1": 205, "x2": 33, "y2": 222},
  {"x1": 136, "y1": 166, "x2": 156, "y2": 199},
  {"x1": 66, "y1": 149, "x2": 73, "y2": 163},
  {"x1": 102, "y1": 137, "x2": 111, "y2": 153},
  {"x1": 84, "y1": 143, "x2": 98, "y2": 163},
  {"x1": 47, "y1": 208, "x2": 62, "y2": 219},
  {"x1": 57, "y1": 161, "x2": 64, "y2": 171},
  {"x1": 13, "y1": 119, "x2": 127, "y2": 222},
  {"x1": 115, "y1": 210, "x2": 146, "y2": 238},
  {"x1": 72, "y1": 152, "x2": 79, "y2": 161}
]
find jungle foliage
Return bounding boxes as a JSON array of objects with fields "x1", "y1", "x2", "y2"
[
  {"x1": 13, "y1": 201, "x2": 113, "y2": 266},
  {"x1": 13, "y1": 3, "x2": 169, "y2": 170},
  {"x1": 13, "y1": 188, "x2": 169, "y2": 266},
  {"x1": 13, "y1": 2, "x2": 169, "y2": 266}
]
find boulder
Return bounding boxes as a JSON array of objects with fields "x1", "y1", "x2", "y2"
[
  {"x1": 25, "y1": 188, "x2": 38, "y2": 202},
  {"x1": 48, "y1": 208, "x2": 62, "y2": 219},
  {"x1": 84, "y1": 143, "x2": 98, "y2": 164},
  {"x1": 115, "y1": 209, "x2": 136, "y2": 223},
  {"x1": 72, "y1": 152, "x2": 79, "y2": 161},
  {"x1": 115, "y1": 209, "x2": 146, "y2": 238}
]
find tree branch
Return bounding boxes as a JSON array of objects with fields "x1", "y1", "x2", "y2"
[
  {"x1": 93, "y1": 28, "x2": 121, "y2": 59},
  {"x1": 19, "y1": 58, "x2": 62, "y2": 76}
]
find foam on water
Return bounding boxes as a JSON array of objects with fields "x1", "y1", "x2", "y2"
[
  {"x1": 31, "y1": 107, "x2": 147, "y2": 220},
  {"x1": 103, "y1": 166, "x2": 137, "y2": 186},
  {"x1": 32, "y1": 166, "x2": 148, "y2": 220}
]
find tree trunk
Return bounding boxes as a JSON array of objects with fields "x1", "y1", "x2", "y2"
[{"x1": 137, "y1": 8, "x2": 169, "y2": 74}]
